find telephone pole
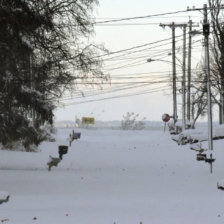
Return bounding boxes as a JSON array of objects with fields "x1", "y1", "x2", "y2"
[
  {"x1": 203, "y1": 4, "x2": 213, "y2": 151},
  {"x1": 172, "y1": 23, "x2": 178, "y2": 125},
  {"x1": 160, "y1": 23, "x2": 178, "y2": 125},
  {"x1": 182, "y1": 24, "x2": 187, "y2": 130},
  {"x1": 187, "y1": 4, "x2": 216, "y2": 152},
  {"x1": 160, "y1": 22, "x2": 191, "y2": 131},
  {"x1": 187, "y1": 19, "x2": 192, "y2": 122}
]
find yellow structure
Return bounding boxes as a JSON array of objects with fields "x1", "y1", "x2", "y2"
[{"x1": 82, "y1": 117, "x2": 95, "y2": 124}]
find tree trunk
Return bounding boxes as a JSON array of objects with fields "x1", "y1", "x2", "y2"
[
  {"x1": 221, "y1": 80, "x2": 224, "y2": 124},
  {"x1": 219, "y1": 97, "x2": 222, "y2": 124}
]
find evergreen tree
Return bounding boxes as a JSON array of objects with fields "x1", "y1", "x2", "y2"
[{"x1": 0, "y1": 0, "x2": 106, "y2": 150}]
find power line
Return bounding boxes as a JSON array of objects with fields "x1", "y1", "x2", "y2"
[
  {"x1": 61, "y1": 83, "x2": 154, "y2": 101},
  {"x1": 98, "y1": 36, "x2": 178, "y2": 58},
  {"x1": 94, "y1": 9, "x2": 190, "y2": 24},
  {"x1": 95, "y1": 23, "x2": 161, "y2": 26},
  {"x1": 95, "y1": 15, "x2": 200, "y2": 20},
  {"x1": 101, "y1": 36, "x2": 203, "y2": 75},
  {"x1": 62, "y1": 86, "x2": 171, "y2": 106},
  {"x1": 72, "y1": 79, "x2": 210, "y2": 85},
  {"x1": 101, "y1": 31, "x2": 201, "y2": 63}
]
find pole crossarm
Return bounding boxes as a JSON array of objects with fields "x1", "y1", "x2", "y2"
[
  {"x1": 159, "y1": 23, "x2": 199, "y2": 29},
  {"x1": 160, "y1": 23, "x2": 188, "y2": 28},
  {"x1": 187, "y1": 5, "x2": 224, "y2": 11}
]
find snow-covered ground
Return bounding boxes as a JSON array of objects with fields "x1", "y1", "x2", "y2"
[{"x1": 0, "y1": 128, "x2": 224, "y2": 224}]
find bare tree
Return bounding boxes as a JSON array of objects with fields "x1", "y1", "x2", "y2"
[
  {"x1": 121, "y1": 112, "x2": 146, "y2": 130},
  {"x1": 208, "y1": 0, "x2": 224, "y2": 123},
  {"x1": 190, "y1": 65, "x2": 208, "y2": 128}
]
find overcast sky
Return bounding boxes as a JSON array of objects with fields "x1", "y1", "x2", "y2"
[{"x1": 55, "y1": 0, "x2": 210, "y2": 122}]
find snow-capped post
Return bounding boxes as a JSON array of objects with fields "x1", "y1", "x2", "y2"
[{"x1": 162, "y1": 113, "x2": 170, "y2": 132}]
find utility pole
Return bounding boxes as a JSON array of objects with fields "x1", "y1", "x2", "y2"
[
  {"x1": 186, "y1": 4, "x2": 224, "y2": 173},
  {"x1": 187, "y1": 19, "x2": 192, "y2": 122},
  {"x1": 182, "y1": 24, "x2": 187, "y2": 131},
  {"x1": 203, "y1": 4, "x2": 213, "y2": 151},
  {"x1": 172, "y1": 23, "x2": 178, "y2": 125},
  {"x1": 160, "y1": 23, "x2": 178, "y2": 126},
  {"x1": 187, "y1": 4, "x2": 214, "y2": 153},
  {"x1": 187, "y1": 5, "x2": 215, "y2": 153}
]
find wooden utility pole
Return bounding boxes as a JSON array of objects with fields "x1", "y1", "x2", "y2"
[
  {"x1": 188, "y1": 4, "x2": 213, "y2": 151},
  {"x1": 203, "y1": 4, "x2": 213, "y2": 151},
  {"x1": 160, "y1": 23, "x2": 178, "y2": 125},
  {"x1": 182, "y1": 24, "x2": 187, "y2": 130},
  {"x1": 187, "y1": 19, "x2": 192, "y2": 122},
  {"x1": 188, "y1": 4, "x2": 215, "y2": 152},
  {"x1": 171, "y1": 23, "x2": 178, "y2": 124}
]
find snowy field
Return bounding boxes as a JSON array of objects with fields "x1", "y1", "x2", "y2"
[{"x1": 0, "y1": 128, "x2": 224, "y2": 224}]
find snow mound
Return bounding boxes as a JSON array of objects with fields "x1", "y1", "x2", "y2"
[{"x1": 0, "y1": 191, "x2": 10, "y2": 200}]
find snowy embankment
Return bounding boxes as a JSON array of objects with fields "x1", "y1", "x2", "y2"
[
  {"x1": 0, "y1": 128, "x2": 224, "y2": 224},
  {"x1": 172, "y1": 124, "x2": 224, "y2": 144}
]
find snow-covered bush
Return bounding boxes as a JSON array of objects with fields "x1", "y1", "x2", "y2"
[
  {"x1": 172, "y1": 128, "x2": 207, "y2": 145},
  {"x1": 0, "y1": 112, "x2": 50, "y2": 152},
  {"x1": 168, "y1": 120, "x2": 182, "y2": 135},
  {"x1": 42, "y1": 123, "x2": 57, "y2": 136},
  {"x1": 172, "y1": 124, "x2": 224, "y2": 145},
  {"x1": 75, "y1": 117, "x2": 81, "y2": 128},
  {"x1": 121, "y1": 112, "x2": 146, "y2": 130}
]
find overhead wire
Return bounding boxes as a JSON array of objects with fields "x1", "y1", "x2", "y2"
[
  {"x1": 95, "y1": 15, "x2": 200, "y2": 20},
  {"x1": 61, "y1": 83, "x2": 156, "y2": 101},
  {"x1": 101, "y1": 32, "x2": 202, "y2": 69},
  {"x1": 96, "y1": 36, "x2": 183, "y2": 59},
  {"x1": 103, "y1": 39, "x2": 203, "y2": 77},
  {"x1": 94, "y1": 9, "x2": 190, "y2": 24},
  {"x1": 63, "y1": 10, "x2": 205, "y2": 106},
  {"x1": 62, "y1": 86, "x2": 172, "y2": 106},
  {"x1": 60, "y1": 71, "x2": 211, "y2": 103},
  {"x1": 60, "y1": 69, "x2": 182, "y2": 101},
  {"x1": 101, "y1": 36, "x2": 182, "y2": 61}
]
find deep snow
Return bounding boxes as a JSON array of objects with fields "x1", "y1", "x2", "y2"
[{"x1": 0, "y1": 128, "x2": 224, "y2": 224}]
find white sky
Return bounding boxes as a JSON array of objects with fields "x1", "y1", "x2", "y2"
[{"x1": 55, "y1": 0, "x2": 211, "y2": 122}]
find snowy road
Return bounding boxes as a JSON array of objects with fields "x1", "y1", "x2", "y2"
[{"x1": 0, "y1": 128, "x2": 224, "y2": 224}]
